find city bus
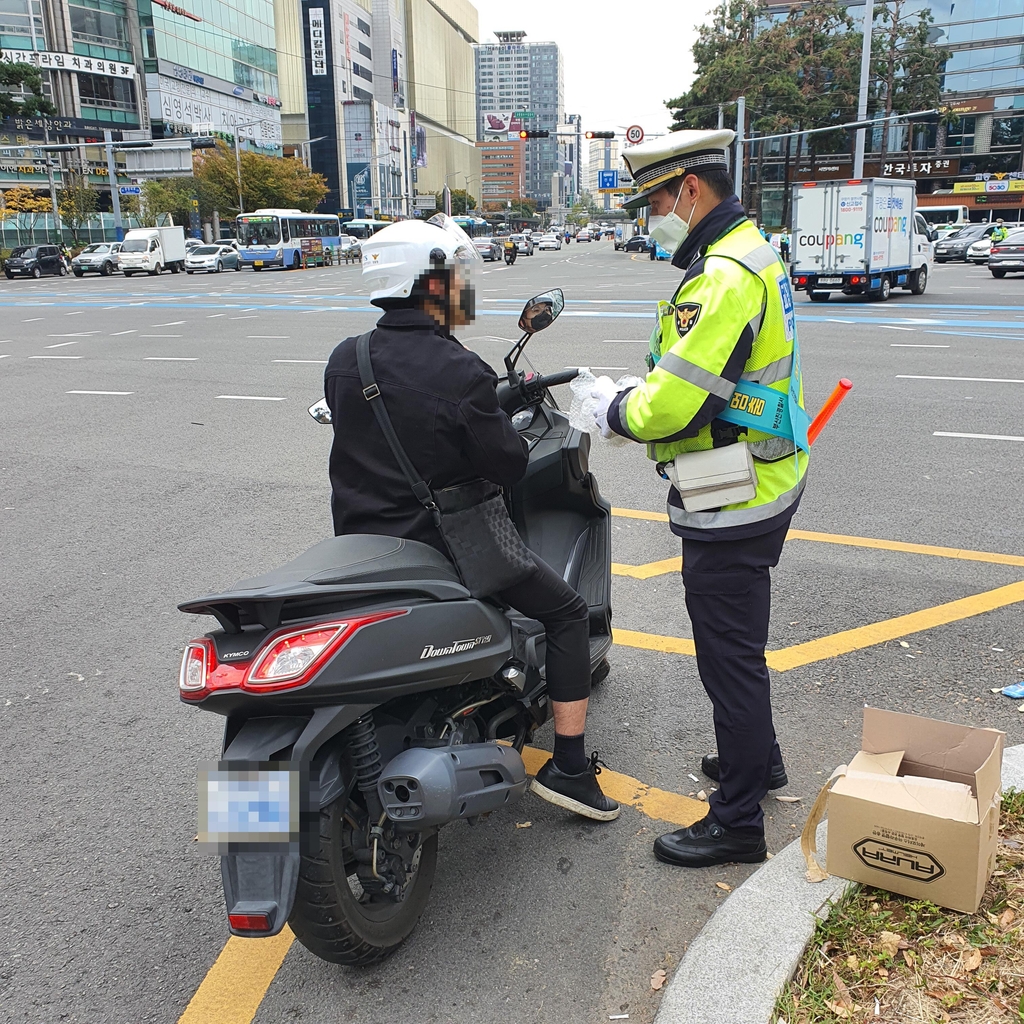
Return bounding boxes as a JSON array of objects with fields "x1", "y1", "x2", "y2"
[
  {"x1": 340, "y1": 218, "x2": 391, "y2": 239},
  {"x1": 236, "y1": 209, "x2": 342, "y2": 270},
  {"x1": 918, "y1": 204, "x2": 970, "y2": 238},
  {"x1": 452, "y1": 215, "x2": 491, "y2": 238}
]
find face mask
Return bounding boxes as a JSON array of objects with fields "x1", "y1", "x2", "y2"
[{"x1": 649, "y1": 188, "x2": 697, "y2": 254}]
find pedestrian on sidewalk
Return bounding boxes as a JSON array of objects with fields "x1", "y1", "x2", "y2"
[{"x1": 589, "y1": 129, "x2": 810, "y2": 868}]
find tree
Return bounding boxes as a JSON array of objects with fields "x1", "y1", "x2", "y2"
[
  {"x1": 484, "y1": 198, "x2": 535, "y2": 218},
  {"x1": 431, "y1": 189, "x2": 476, "y2": 215},
  {"x1": 869, "y1": 0, "x2": 950, "y2": 168},
  {"x1": 58, "y1": 170, "x2": 98, "y2": 242},
  {"x1": 0, "y1": 57, "x2": 56, "y2": 120},
  {"x1": 192, "y1": 142, "x2": 328, "y2": 215},
  {"x1": 140, "y1": 177, "x2": 196, "y2": 227},
  {"x1": 2, "y1": 186, "x2": 51, "y2": 244}
]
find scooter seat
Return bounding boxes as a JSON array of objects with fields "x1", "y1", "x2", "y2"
[{"x1": 238, "y1": 534, "x2": 461, "y2": 588}]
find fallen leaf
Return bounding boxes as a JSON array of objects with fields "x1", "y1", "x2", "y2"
[
  {"x1": 825, "y1": 1000, "x2": 855, "y2": 1019},
  {"x1": 716, "y1": 881, "x2": 732, "y2": 892},
  {"x1": 963, "y1": 948, "x2": 983, "y2": 972},
  {"x1": 650, "y1": 968, "x2": 667, "y2": 991},
  {"x1": 980, "y1": 946, "x2": 1001, "y2": 957},
  {"x1": 832, "y1": 971, "x2": 855, "y2": 1010},
  {"x1": 902, "y1": 949, "x2": 916, "y2": 968},
  {"x1": 899, "y1": 640, "x2": 910, "y2": 648},
  {"x1": 877, "y1": 931, "x2": 902, "y2": 957},
  {"x1": 515, "y1": 821, "x2": 532, "y2": 829},
  {"x1": 696, "y1": 790, "x2": 708, "y2": 801},
  {"x1": 846, "y1": 954, "x2": 859, "y2": 971},
  {"x1": 998, "y1": 908, "x2": 1015, "y2": 930},
  {"x1": 876, "y1": 967, "x2": 889, "y2": 978},
  {"x1": 775, "y1": 794, "x2": 802, "y2": 803}
]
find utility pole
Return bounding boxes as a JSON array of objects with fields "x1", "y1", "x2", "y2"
[
  {"x1": 853, "y1": 0, "x2": 874, "y2": 178},
  {"x1": 735, "y1": 96, "x2": 746, "y2": 204},
  {"x1": 104, "y1": 129, "x2": 124, "y2": 242},
  {"x1": 42, "y1": 126, "x2": 64, "y2": 243},
  {"x1": 717, "y1": 104, "x2": 724, "y2": 130}
]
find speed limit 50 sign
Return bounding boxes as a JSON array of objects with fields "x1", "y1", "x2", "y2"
[{"x1": 626, "y1": 125, "x2": 644, "y2": 144}]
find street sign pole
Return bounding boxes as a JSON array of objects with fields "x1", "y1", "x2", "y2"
[{"x1": 105, "y1": 129, "x2": 124, "y2": 242}]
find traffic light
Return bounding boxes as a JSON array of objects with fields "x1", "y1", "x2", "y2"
[
  {"x1": 519, "y1": 130, "x2": 550, "y2": 139},
  {"x1": 585, "y1": 131, "x2": 615, "y2": 139},
  {"x1": 190, "y1": 137, "x2": 218, "y2": 149}
]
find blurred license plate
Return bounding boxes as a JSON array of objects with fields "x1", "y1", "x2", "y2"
[
  {"x1": 1001, "y1": 259, "x2": 1022, "y2": 265},
  {"x1": 198, "y1": 762, "x2": 299, "y2": 849},
  {"x1": 818, "y1": 277, "x2": 843, "y2": 285},
  {"x1": 254, "y1": 260, "x2": 264, "y2": 266}
]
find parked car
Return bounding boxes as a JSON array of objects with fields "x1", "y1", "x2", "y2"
[
  {"x1": 623, "y1": 234, "x2": 652, "y2": 253},
  {"x1": 537, "y1": 234, "x2": 562, "y2": 251},
  {"x1": 509, "y1": 233, "x2": 534, "y2": 256},
  {"x1": 184, "y1": 244, "x2": 241, "y2": 274},
  {"x1": 217, "y1": 238, "x2": 241, "y2": 251},
  {"x1": 967, "y1": 237, "x2": 992, "y2": 264},
  {"x1": 933, "y1": 224, "x2": 991, "y2": 263},
  {"x1": 577, "y1": 229, "x2": 592, "y2": 242},
  {"x1": 184, "y1": 237, "x2": 205, "y2": 250},
  {"x1": 71, "y1": 241, "x2": 121, "y2": 277},
  {"x1": 4, "y1": 244, "x2": 67, "y2": 279},
  {"x1": 987, "y1": 229, "x2": 1024, "y2": 277},
  {"x1": 473, "y1": 237, "x2": 502, "y2": 261}
]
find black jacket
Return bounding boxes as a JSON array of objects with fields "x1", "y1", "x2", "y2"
[{"x1": 325, "y1": 308, "x2": 529, "y2": 552}]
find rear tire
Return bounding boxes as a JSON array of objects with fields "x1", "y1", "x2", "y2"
[
  {"x1": 591, "y1": 657, "x2": 611, "y2": 687},
  {"x1": 808, "y1": 291, "x2": 829, "y2": 302},
  {"x1": 290, "y1": 793, "x2": 438, "y2": 966},
  {"x1": 909, "y1": 265, "x2": 928, "y2": 295},
  {"x1": 877, "y1": 276, "x2": 891, "y2": 301},
  {"x1": 991, "y1": 269, "x2": 1007, "y2": 278}
]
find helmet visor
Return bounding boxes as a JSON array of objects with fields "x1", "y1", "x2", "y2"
[{"x1": 426, "y1": 213, "x2": 483, "y2": 268}]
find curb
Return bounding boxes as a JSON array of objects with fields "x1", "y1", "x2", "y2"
[{"x1": 654, "y1": 743, "x2": 1024, "y2": 1024}]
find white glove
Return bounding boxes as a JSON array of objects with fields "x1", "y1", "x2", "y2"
[{"x1": 590, "y1": 376, "x2": 619, "y2": 438}]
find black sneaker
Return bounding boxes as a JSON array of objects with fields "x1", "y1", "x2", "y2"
[
  {"x1": 701, "y1": 753, "x2": 788, "y2": 791},
  {"x1": 531, "y1": 752, "x2": 620, "y2": 822},
  {"x1": 653, "y1": 815, "x2": 767, "y2": 868}
]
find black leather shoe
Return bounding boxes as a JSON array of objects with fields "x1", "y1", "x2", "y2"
[
  {"x1": 654, "y1": 815, "x2": 767, "y2": 868},
  {"x1": 701, "y1": 753, "x2": 788, "y2": 791},
  {"x1": 531, "y1": 752, "x2": 620, "y2": 821}
]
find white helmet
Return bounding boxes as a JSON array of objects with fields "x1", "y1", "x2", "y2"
[{"x1": 361, "y1": 214, "x2": 482, "y2": 303}]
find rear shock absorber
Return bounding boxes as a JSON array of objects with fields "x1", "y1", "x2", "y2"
[{"x1": 347, "y1": 713, "x2": 384, "y2": 817}]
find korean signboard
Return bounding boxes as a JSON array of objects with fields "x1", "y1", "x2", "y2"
[
  {"x1": 2, "y1": 49, "x2": 135, "y2": 79},
  {"x1": 309, "y1": 7, "x2": 327, "y2": 76}
]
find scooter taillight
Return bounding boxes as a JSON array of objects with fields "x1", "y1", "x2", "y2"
[{"x1": 179, "y1": 640, "x2": 214, "y2": 695}]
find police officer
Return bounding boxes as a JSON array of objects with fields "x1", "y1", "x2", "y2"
[
  {"x1": 591, "y1": 129, "x2": 810, "y2": 868},
  {"x1": 991, "y1": 218, "x2": 1008, "y2": 243}
]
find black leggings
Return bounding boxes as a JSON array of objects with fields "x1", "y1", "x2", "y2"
[{"x1": 497, "y1": 556, "x2": 591, "y2": 704}]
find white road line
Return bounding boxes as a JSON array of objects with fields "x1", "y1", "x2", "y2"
[
  {"x1": 230, "y1": 315, "x2": 258, "y2": 319},
  {"x1": 826, "y1": 318, "x2": 856, "y2": 323},
  {"x1": 145, "y1": 356, "x2": 197, "y2": 361},
  {"x1": 272, "y1": 359, "x2": 326, "y2": 364},
  {"x1": 890, "y1": 343, "x2": 950, "y2": 348},
  {"x1": 934, "y1": 431, "x2": 1024, "y2": 442},
  {"x1": 878, "y1": 325, "x2": 916, "y2": 331},
  {"x1": 141, "y1": 334, "x2": 183, "y2": 338},
  {"x1": 150, "y1": 320, "x2": 186, "y2": 326},
  {"x1": 240, "y1": 307, "x2": 258, "y2": 311},
  {"x1": 248, "y1": 335, "x2": 290, "y2": 339},
  {"x1": 30, "y1": 354, "x2": 82, "y2": 359},
  {"x1": 64, "y1": 310, "x2": 83, "y2": 315},
  {"x1": 22, "y1": 317, "x2": 44, "y2": 322},
  {"x1": 602, "y1": 339, "x2": 648, "y2": 344},
  {"x1": 47, "y1": 332, "x2": 100, "y2": 337},
  {"x1": 110, "y1": 330, "x2": 137, "y2": 335},
  {"x1": 207, "y1": 313, "x2": 225, "y2": 318},
  {"x1": 46, "y1": 341, "x2": 78, "y2": 348},
  {"x1": 216, "y1": 394, "x2": 286, "y2": 401},
  {"x1": 898, "y1": 374, "x2": 1024, "y2": 384},
  {"x1": 0, "y1": 353, "x2": 10, "y2": 359},
  {"x1": 66, "y1": 390, "x2": 133, "y2": 395}
]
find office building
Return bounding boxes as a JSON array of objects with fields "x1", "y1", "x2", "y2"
[
  {"x1": 474, "y1": 30, "x2": 564, "y2": 208},
  {"x1": 756, "y1": 0, "x2": 1024, "y2": 222},
  {"x1": 587, "y1": 137, "x2": 620, "y2": 212},
  {"x1": 476, "y1": 138, "x2": 524, "y2": 207}
]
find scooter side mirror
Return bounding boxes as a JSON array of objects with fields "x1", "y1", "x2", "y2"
[
  {"x1": 518, "y1": 288, "x2": 564, "y2": 335},
  {"x1": 308, "y1": 399, "x2": 332, "y2": 425}
]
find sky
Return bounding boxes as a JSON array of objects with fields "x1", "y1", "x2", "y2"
[{"x1": 472, "y1": 0, "x2": 715, "y2": 141}]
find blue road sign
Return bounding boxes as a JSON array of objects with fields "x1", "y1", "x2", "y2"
[
  {"x1": 119, "y1": 185, "x2": 142, "y2": 195},
  {"x1": 597, "y1": 170, "x2": 618, "y2": 190}
]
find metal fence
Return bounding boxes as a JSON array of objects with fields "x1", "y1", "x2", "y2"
[{"x1": 0, "y1": 212, "x2": 144, "y2": 248}]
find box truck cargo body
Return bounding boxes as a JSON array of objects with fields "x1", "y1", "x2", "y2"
[{"x1": 790, "y1": 179, "x2": 933, "y2": 302}]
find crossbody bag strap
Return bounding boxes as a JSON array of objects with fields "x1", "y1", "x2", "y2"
[{"x1": 355, "y1": 330, "x2": 440, "y2": 522}]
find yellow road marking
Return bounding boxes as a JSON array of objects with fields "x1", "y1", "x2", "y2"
[
  {"x1": 613, "y1": 628, "x2": 696, "y2": 657},
  {"x1": 612, "y1": 557, "x2": 681, "y2": 579},
  {"x1": 764, "y1": 580, "x2": 1024, "y2": 672},
  {"x1": 177, "y1": 926, "x2": 294, "y2": 1024},
  {"x1": 612, "y1": 506, "x2": 669, "y2": 522},
  {"x1": 787, "y1": 528, "x2": 1024, "y2": 568}
]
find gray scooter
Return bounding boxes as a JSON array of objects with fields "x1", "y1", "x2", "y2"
[{"x1": 178, "y1": 289, "x2": 613, "y2": 965}]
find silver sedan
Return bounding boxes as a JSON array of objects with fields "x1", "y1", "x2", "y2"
[{"x1": 184, "y1": 244, "x2": 242, "y2": 274}]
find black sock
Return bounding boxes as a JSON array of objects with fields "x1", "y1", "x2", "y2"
[{"x1": 553, "y1": 733, "x2": 587, "y2": 775}]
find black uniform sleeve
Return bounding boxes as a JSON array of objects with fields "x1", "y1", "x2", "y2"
[{"x1": 456, "y1": 365, "x2": 529, "y2": 487}]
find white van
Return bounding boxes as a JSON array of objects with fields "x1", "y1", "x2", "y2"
[{"x1": 118, "y1": 226, "x2": 187, "y2": 276}]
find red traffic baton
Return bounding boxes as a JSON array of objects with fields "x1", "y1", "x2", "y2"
[{"x1": 807, "y1": 378, "x2": 852, "y2": 445}]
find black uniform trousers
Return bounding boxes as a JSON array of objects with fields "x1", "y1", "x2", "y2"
[{"x1": 682, "y1": 518, "x2": 789, "y2": 832}]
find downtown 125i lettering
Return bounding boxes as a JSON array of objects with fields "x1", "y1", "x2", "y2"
[{"x1": 177, "y1": 289, "x2": 613, "y2": 965}]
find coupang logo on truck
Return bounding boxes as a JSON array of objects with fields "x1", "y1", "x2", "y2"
[
  {"x1": 797, "y1": 193, "x2": 909, "y2": 248},
  {"x1": 798, "y1": 230, "x2": 865, "y2": 249},
  {"x1": 873, "y1": 193, "x2": 909, "y2": 235}
]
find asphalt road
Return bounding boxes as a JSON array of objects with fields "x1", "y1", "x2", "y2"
[{"x1": 2, "y1": 243, "x2": 1023, "y2": 1024}]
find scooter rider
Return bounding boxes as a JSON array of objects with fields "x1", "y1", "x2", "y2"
[
  {"x1": 504, "y1": 236, "x2": 518, "y2": 264},
  {"x1": 592, "y1": 129, "x2": 810, "y2": 867},
  {"x1": 324, "y1": 215, "x2": 619, "y2": 822}
]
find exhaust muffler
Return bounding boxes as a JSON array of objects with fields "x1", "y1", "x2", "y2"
[{"x1": 378, "y1": 742, "x2": 527, "y2": 827}]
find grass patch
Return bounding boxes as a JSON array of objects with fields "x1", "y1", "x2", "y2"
[{"x1": 774, "y1": 790, "x2": 1024, "y2": 1023}]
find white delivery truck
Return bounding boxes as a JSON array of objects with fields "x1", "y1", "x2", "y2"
[
  {"x1": 118, "y1": 225, "x2": 187, "y2": 276},
  {"x1": 790, "y1": 178, "x2": 934, "y2": 302}
]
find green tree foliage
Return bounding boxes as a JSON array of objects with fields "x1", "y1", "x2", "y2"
[
  {"x1": 1, "y1": 185, "x2": 52, "y2": 243},
  {"x1": 139, "y1": 177, "x2": 195, "y2": 227},
  {"x1": 432, "y1": 189, "x2": 477, "y2": 215},
  {"x1": 57, "y1": 170, "x2": 98, "y2": 242},
  {"x1": 0, "y1": 57, "x2": 56, "y2": 120}
]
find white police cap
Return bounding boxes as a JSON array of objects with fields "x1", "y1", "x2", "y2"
[{"x1": 621, "y1": 128, "x2": 735, "y2": 210}]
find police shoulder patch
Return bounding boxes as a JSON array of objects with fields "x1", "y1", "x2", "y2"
[{"x1": 674, "y1": 301, "x2": 702, "y2": 335}]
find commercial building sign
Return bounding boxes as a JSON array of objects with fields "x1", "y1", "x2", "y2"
[
  {"x1": 482, "y1": 111, "x2": 524, "y2": 136},
  {"x1": 942, "y1": 97, "x2": 995, "y2": 116},
  {"x1": 953, "y1": 178, "x2": 1024, "y2": 193},
  {"x1": 1, "y1": 49, "x2": 135, "y2": 79},
  {"x1": 152, "y1": 0, "x2": 202, "y2": 21},
  {"x1": 793, "y1": 157, "x2": 959, "y2": 181},
  {"x1": 309, "y1": 7, "x2": 327, "y2": 76}
]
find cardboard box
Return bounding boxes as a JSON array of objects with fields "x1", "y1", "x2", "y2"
[{"x1": 826, "y1": 707, "x2": 1004, "y2": 913}]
